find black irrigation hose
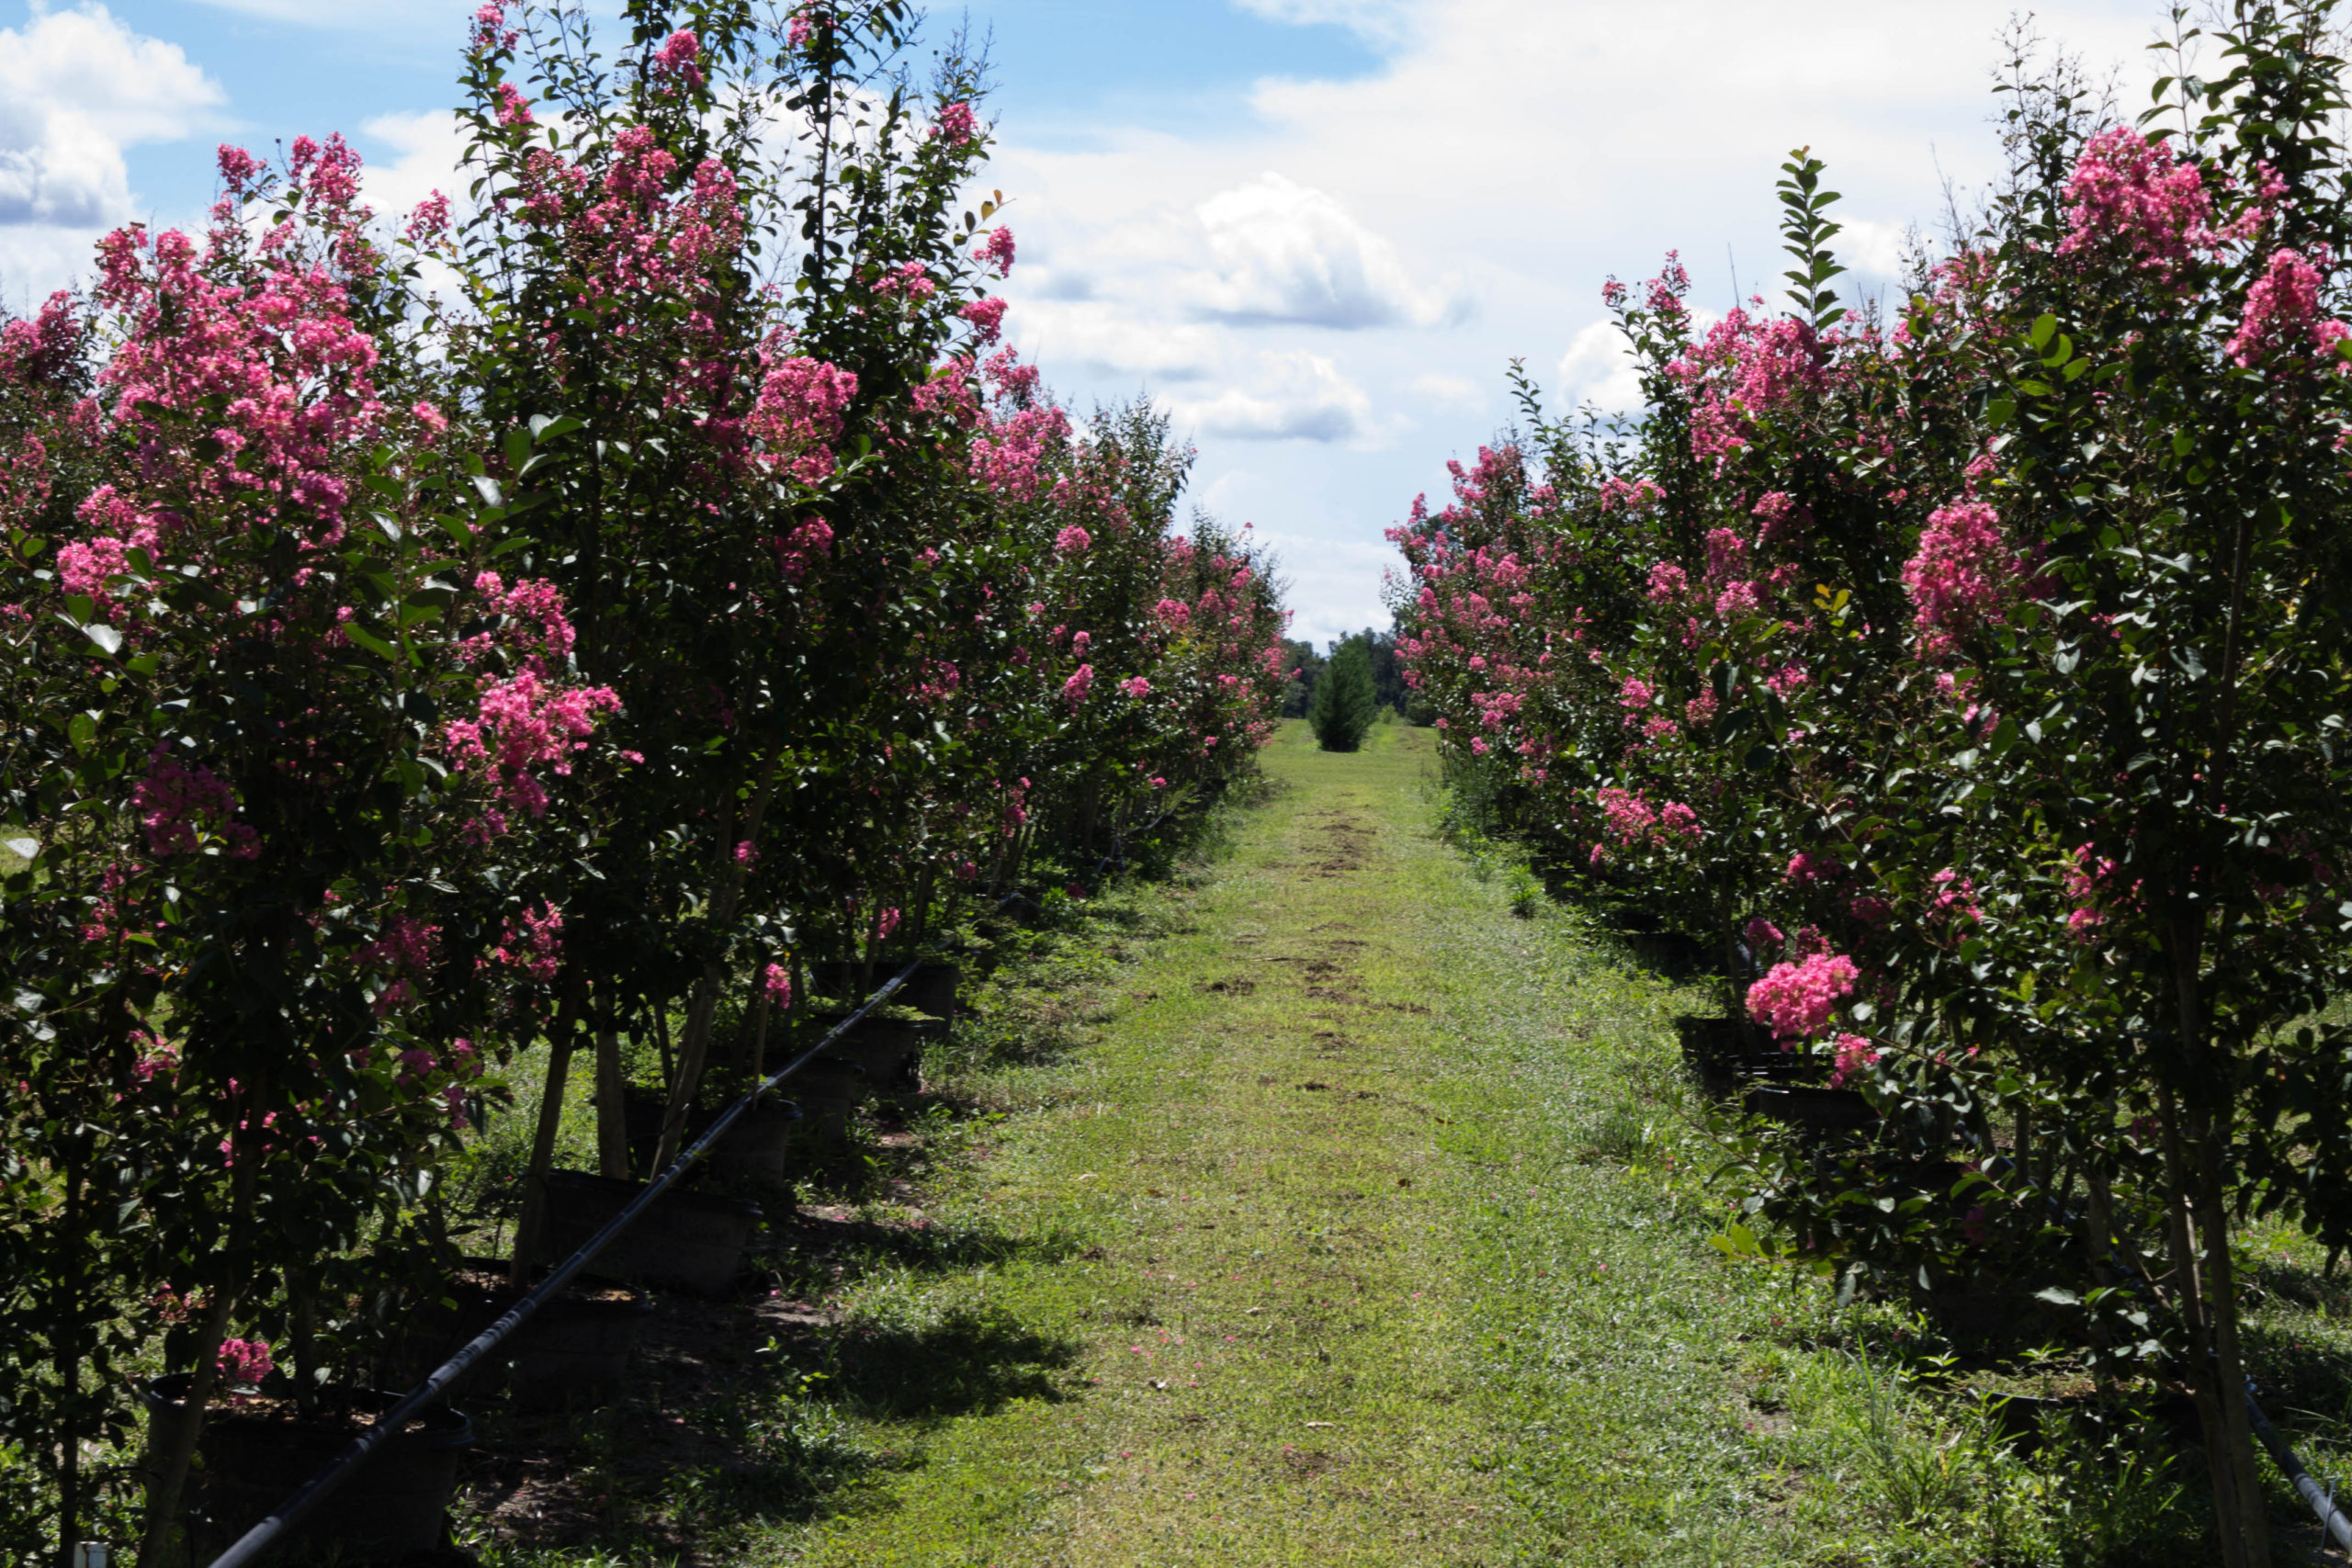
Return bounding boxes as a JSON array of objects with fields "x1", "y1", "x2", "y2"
[
  {"x1": 202, "y1": 954, "x2": 927, "y2": 1568},
  {"x1": 2246, "y1": 1382, "x2": 2352, "y2": 1552},
  {"x1": 208, "y1": 805, "x2": 1192, "y2": 1566}
]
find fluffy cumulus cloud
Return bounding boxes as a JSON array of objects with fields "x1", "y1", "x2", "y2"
[
  {"x1": 986, "y1": 0, "x2": 2160, "y2": 646},
  {"x1": 0, "y1": 4, "x2": 221, "y2": 299},
  {"x1": 1188, "y1": 172, "x2": 1456, "y2": 328},
  {"x1": 1168, "y1": 350, "x2": 1376, "y2": 442}
]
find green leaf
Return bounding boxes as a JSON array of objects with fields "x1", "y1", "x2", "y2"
[
  {"x1": 345, "y1": 622, "x2": 400, "y2": 661},
  {"x1": 2030, "y1": 313, "x2": 2057, "y2": 350},
  {"x1": 471, "y1": 475, "x2": 503, "y2": 507},
  {"x1": 84, "y1": 623, "x2": 122, "y2": 657},
  {"x1": 5, "y1": 838, "x2": 38, "y2": 861}
]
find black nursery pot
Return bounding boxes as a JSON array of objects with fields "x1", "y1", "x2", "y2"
[
  {"x1": 412, "y1": 1262, "x2": 655, "y2": 1411},
  {"x1": 141, "y1": 1375, "x2": 471, "y2": 1562},
  {"x1": 813, "y1": 1011, "x2": 935, "y2": 1089},
  {"x1": 701, "y1": 1097, "x2": 803, "y2": 1187},
  {"x1": 1742, "y1": 1084, "x2": 1880, "y2": 1136},
  {"x1": 813, "y1": 959, "x2": 962, "y2": 1022},
  {"x1": 526, "y1": 1168, "x2": 762, "y2": 1295}
]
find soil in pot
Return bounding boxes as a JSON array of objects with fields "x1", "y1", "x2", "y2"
[
  {"x1": 141, "y1": 1375, "x2": 471, "y2": 1562},
  {"x1": 525, "y1": 1168, "x2": 762, "y2": 1295}
]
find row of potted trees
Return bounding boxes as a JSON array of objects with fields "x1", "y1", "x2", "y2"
[
  {"x1": 0, "y1": 3, "x2": 1288, "y2": 1562},
  {"x1": 1389, "y1": 4, "x2": 2352, "y2": 1560}
]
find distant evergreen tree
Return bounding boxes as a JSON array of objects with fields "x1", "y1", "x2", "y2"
[{"x1": 1310, "y1": 636, "x2": 1378, "y2": 751}]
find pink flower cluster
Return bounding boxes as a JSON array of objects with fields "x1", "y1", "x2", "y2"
[
  {"x1": 217, "y1": 1338, "x2": 275, "y2": 1387},
  {"x1": 491, "y1": 901, "x2": 564, "y2": 982},
  {"x1": 763, "y1": 963, "x2": 793, "y2": 1009},
  {"x1": 1828, "y1": 1033, "x2": 1879, "y2": 1088},
  {"x1": 1902, "y1": 501, "x2": 2012, "y2": 634},
  {"x1": 1062, "y1": 663, "x2": 1094, "y2": 705},
  {"x1": 2058, "y1": 127, "x2": 2220, "y2": 276},
  {"x1": 1745, "y1": 952, "x2": 1860, "y2": 1042},
  {"x1": 2226, "y1": 247, "x2": 2334, "y2": 367},
  {"x1": 445, "y1": 670, "x2": 621, "y2": 827},
  {"x1": 135, "y1": 750, "x2": 261, "y2": 860},
  {"x1": 750, "y1": 355, "x2": 857, "y2": 484},
  {"x1": 934, "y1": 101, "x2": 978, "y2": 144}
]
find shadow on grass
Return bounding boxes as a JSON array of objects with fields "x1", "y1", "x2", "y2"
[{"x1": 820, "y1": 1302, "x2": 1082, "y2": 1421}]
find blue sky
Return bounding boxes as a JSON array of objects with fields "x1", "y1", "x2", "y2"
[{"x1": 1, "y1": 0, "x2": 2168, "y2": 646}]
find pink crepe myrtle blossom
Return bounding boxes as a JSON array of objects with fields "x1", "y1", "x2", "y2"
[
  {"x1": 1645, "y1": 561, "x2": 1687, "y2": 603},
  {"x1": 2058, "y1": 127, "x2": 2223, "y2": 276},
  {"x1": 496, "y1": 84, "x2": 536, "y2": 126},
  {"x1": 763, "y1": 963, "x2": 793, "y2": 1010},
  {"x1": 734, "y1": 840, "x2": 760, "y2": 866},
  {"x1": 1829, "y1": 1033, "x2": 1880, "y2": 1089},
  {"x1": 1713, "y1": 580, "x2": 1760, "y2": 619},
  {"x1": 1657, "y1": 801, "x2": 1702, "y2": 842},
  {"x1": 1746, "y1": 953, "x2": 1860, "y2": 1043},
  {"x1": 1619, "y1": 677, "x2": 1653, "y2": 715},
  {"x1": 873, "y1": 907, "x2": 902, "y2": 942},
  {"x1": 1684, "y1": 689, "x2": 1718, "y2": 726},
  {"x1": 135, "y1": 750, "x2": 261, "y2": 860},
  {"x1": 2226, "y1": 248, "x2": 2327, "y2": 366},
  {"x1": 1153, "y1": 597, "x2": 1193, "y2": 626},
  {"x1": 1902, "y1": 501, "x2": 2013, "y2": 633},
  {"x1": 1120, "y1": 676, "x2": 1150, "y2": 698},
  {"x1": 651, "y1": 28, "x2": 703, "y2": 84},
  {"x1": 1743, "y1": 917, "x2": 1785, "y2": 957},
  {"x1": 1785, "y1": 851, "x2": 1840, "y2": 886},
  {"x1": 961, "y1": 295, "x2": 1008, "y2": 344},
  {"x1": 934, "y1": 101, "x2": 978, "y2": 144},
  {"x1": 975, "y1": 225, "x2": 1016, "y2": 274},
  {"x1": 1848, "y1": 894, "x2": 1894, "y2": 926},
  {"x1": 749, "y1": 355, "x2": 857, "y2": 484},
  {"x1": 217, "y1": 1338, "x2": 275, "y2": 1388},
  {"x1": 1056, "y1": 525, "x2": 1091, "y2": 554},
  {"x1": 444, "y1": 671, "x2": 621, "y2": 826},
  {"x1": 1062, "y1": 663, "x2": 1094, "y2": 705},
  {"x1": 491, "y1": 902, "x2": 563, "y2": 982}
]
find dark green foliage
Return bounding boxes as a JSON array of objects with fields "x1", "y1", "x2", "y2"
[{"x1": 1309, "y1": 637, "x2": 1377, "y2": 752}]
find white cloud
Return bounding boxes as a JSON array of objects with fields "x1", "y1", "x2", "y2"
[
  {"x1": 359, "y1": 109, "x2": 467, "y2": 222},
  {"x1": 1167, "y1": 349, "x2": 1373, "y2": 442},
  {"x1": 1188, "y1": 171, "x2": 1453, "y2": 328},
  {"x1": 981, "y1": 0, "x2": 2165, "y2": 645},
  {"x1": 1837, "y1": 216, "x2": 1919, "y2": 279},
  {"x1": 182, "y1": 0, "x2": 477, "y2": 28},
  {"x1": 1555, "y1": 320, "x2": 1642, "y2": 413},
  {"x1": 0, "y1": 4, "x2": 222, "y2": 300},
  {"x1": 1228, "y1": 0, "x2": 1415, "y2": 46}
]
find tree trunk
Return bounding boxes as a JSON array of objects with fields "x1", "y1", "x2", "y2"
[
  {"x1": 594, "y1": 994, "x2": 630, "y2": 1181},
  {"x1": 509, "y1": 984, "x2": 586, "y2": 1286},
  {"x1": 53, "y1": 1145, "x2": 85, "y2": 1568},
  {"x1": 140, "y1": 1147, "x2": 254, "y2": 1568},
  {"x1": 2159, "y1": 1086, "x2": 2266, "y2": 1567},
  {"x1": 747, "y1": 969, "x2": 774, "y2": 1087},
  {"x1": 650, "y1": 770, "x2": 780, "y2": 1171}
]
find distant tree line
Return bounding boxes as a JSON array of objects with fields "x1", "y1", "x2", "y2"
[{"x1": 1280, "y1": 626, "x2": 1419, "y2": 721}]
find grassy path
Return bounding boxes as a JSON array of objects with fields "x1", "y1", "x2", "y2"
[
  {"x1": 754, "y1": 720, "x2": 1802, "y2": 1566},
  {"x1": 473, "y1": 716, "x2": 2329, "y2": 1566}
]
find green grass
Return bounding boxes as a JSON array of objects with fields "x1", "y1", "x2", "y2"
[{"x1": 458, "y1": 720, "x2": 2286, "y2": 1565}]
